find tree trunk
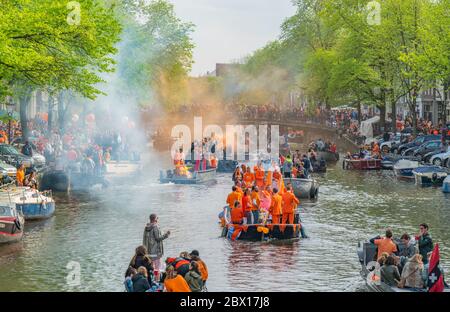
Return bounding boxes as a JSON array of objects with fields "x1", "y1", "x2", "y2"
[
  {"x1": 58, "y1": 92, "x2": 66, "y2": 133},
  {"x1": 391, "y1": 100, "x2": 397, "y2": 133},
  {"x1": 20, "y1": 95, "x2": 31, "y2": 141},
  {"x1": 36, "y1": 90, "x2": 43, "y2": 112},
  {"x1": 411, "y1": 93, "x2": 418, "y2": 137},
  {"x1": 378, "y1": 105, "x2": 386, "y2": 134},
  {"x1": 357, "y1": 99, "x2": 362, "y2": 125},
  {"x1": 443, "y1": 80, "x2": 449, "y2": 125},
  {"x1": 48, "y1": 96, "x2": 54, "y2": 135}
]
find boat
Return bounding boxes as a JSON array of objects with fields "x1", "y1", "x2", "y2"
[
  {"x1": 343, "y1": 158, "x2": 382, "y2": 170},
  {"x1": 443, "y1": 176, "x2": 450, "y2": 193},
  {"x1": 220, "y1": 209, "x2": 304, "y2": 241},
  {"x1": 413, "y1": 166, "x2": 448, "y2": 186},
  {"x1": 159, "y1": 168, "x2": 217, "y2": 184},
  {"x1": 284, "y1": 177, "x2": 319, "y2": 199},
  {"x1": 312, "y1": 158, "x2": 327, "y2": 173},
  {"x1": 357, "y1": 240, "x2": 449, "y2": 292},
  {"x1": 10, "y1": 187, "x2": 55, "y2": 220},
  {"x1": 41, "y1": 169, "x2": 110, "y2": 192},
  {"x1": 0, "y1": 199, "x2": 25, "y2": 244},
  {"x1": 216, "y1": 160, "x2": 239, "y2": 173},
  {"x1": 393, "y1": 159, "x2": 421, "y2": 179},
  {"x1": 318, "y1": 151, "x2": 339, "y2": 162}
]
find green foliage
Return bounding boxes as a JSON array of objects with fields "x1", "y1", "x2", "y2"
[
  {"x1": 114, "y1": 0, "x2": 195, "y2": 110},
  {"x1": 0, "y1": 0, "x2": 122, "y2": 100}
]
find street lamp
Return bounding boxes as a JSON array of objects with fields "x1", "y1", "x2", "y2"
[{"x1": 6, "y1": 101, "x2": 15, "y2": 144}]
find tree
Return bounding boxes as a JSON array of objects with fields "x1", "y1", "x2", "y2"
[
  {"x1": 0, "y1": 0, "x2": 122, "y2": 137},
  {"x1": 113, "y1": 0, "x2": 195, "y2": 110}
]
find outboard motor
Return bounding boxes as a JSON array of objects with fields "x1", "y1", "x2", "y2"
[{"x1": 432, "y1": 172, "x2": 438, "y2": 184}]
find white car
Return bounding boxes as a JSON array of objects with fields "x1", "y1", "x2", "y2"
[
  {"x1": 380, "y1": 133, "x2": 402, "y2": 153},
  {"x1": 0, "y1": 160, "x2": 17, "y2": 177},
  {"x1": 429, "y1": 146, "x2": 450, "y2": 167}
]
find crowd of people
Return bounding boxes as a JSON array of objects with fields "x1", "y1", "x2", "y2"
[
  {"x1": 221, "y1": 156, "x2": 308, "y2": 239},
  {"x1": 0, "y1": 113, "x2": 141, "y2": 187},
  {"x1": 369, "y1": 224, "x2": 446, "y2": 290},
  {"x1": 124, "y1": 214, "x2": 209, "y2": 292}
]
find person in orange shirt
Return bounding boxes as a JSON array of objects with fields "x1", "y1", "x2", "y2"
[
  {"x1": 265, "y1": 169, "x2": 273, "y2": 187},
  {"x1": 226, "y1": 186, "x2": 242, "y2": 209},
  {"x1": 164, "y1": 265, "x2": 191, "y2": 292},
  {"x1": 243, "y1": 167, "x2": 255, "y2": 188},
  {"x1": 372, "y1": 142, "x2": 380, "y2": 156},
  {"x1": 16, "y1": 164, "x2": 26, "y2": 186},
  {"x1": 292, "y1": 166, "x2": 298, "y2": 178},
  {"x1": 281, "y1": 185, "x2": 299, "y2": 227},
  {"x1": 255, "y1": 163, "x2": 265, "y2": 188},
  {"x1": 270, "y1": 188, "x2": 282, "y2": 224},
  {"x1": 251, "y1": 186, "x2": 261, "y2": 224},
  {"x1": 234, "y1": 181, "x2": 244, "y2": 196},
  {"x1": 189, "y1": 250, "x2": 208, "y2": 284},
  {"x1": 241, "y1": 189, "x2": 253, "y2": 224},
  {"x1": 230, "y1": 201, "x2": 244, "y2": 224},
  {"x1": 372, "y1": 229, "x2": 398, "y2": 260}
]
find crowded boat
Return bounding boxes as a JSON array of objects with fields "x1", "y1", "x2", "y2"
[{"x1": 358, "y1": 224, "x2": 448, "y2": 292}]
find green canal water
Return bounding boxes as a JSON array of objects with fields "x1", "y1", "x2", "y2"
[{"x1": 1, "y1": 152, "x2": 449, "y2": 291}]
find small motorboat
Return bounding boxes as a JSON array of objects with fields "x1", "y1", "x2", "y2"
[
  {"x1": 284, "y1": 177, "x2": 319, "y2": 199},
  {"x1": 442, "y1": 176, "x2": 450, "y2": 193},
  {"x1": 318, "y1": 151, "x2": 339, "y2": 162},
  {"x1": 413, "y1": 166, "x2": 448, "y2": 186},
  {"x1": 0, "y1": 199, "x2": 25, "y2": 244},
  {"x1": 159, "y1": 168, "x2": 217, "y2": 184},
  {"x1": 343, "y1": 158, "x2": 382, "y2": 170},
  {"x1": 312, "y1": 158, "x2": 327, "y2": 173},
  {"x1": 217, "y1": 160, "x2": 239, "y2": 173},
  {"x1": 11, "y1": 187, "x2": 56, "y2": 220},
  {"x1": 393, "y1": 159, "x2": 421, "y2": 180},
  {"x1": 357, "y1": 240, "x2": 449, "y2": 292},
  {"x1": 220, "y1": 208, "x2": 305, "y2": 241}
]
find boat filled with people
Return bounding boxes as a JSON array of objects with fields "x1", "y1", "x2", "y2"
[{"x1": 357, "y1": 226, "x2": 449, "y2": 292}]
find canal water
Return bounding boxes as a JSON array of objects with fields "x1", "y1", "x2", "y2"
[{"x1": 1, "y1": 151, "x2": 449, "y2": 292}]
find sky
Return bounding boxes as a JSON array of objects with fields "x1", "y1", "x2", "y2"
[{"x1": 168, "y1": 0, "x2": 296, "y2": 76}]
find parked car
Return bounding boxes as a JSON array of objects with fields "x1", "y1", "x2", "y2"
[
  {"x1": 380, "y1": 133, "x2": 403, "y2": 153},
  {"x1": 423, "y1": 149, "x2": 444, "y2": 164},
  {"x1": 410, "y1": 140, "x2": 442, "y2": 159},
  {"x1": 10, "y1": 137, "x2": 46, "y2": 168},
  {"x1": 0, "y1": 144, "x2": 34, "y2": 168},
  {"x1": 430, "y1": 146, "x2": 450, "y2": 166},
  {"x1": 396, "y1": 135, "x2": 440, "y2": 155},
  {"x1": 0, "y1": 160, "x2": 17, "y2": 177}
]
